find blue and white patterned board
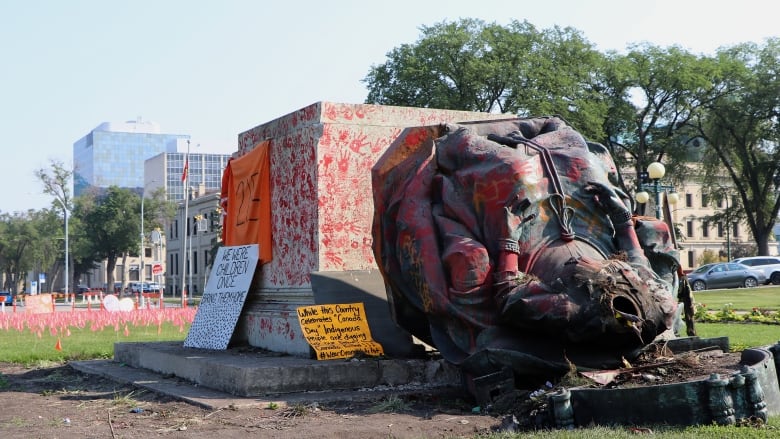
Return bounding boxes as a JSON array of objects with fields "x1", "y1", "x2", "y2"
[{"x1": 184, "y1": 244, "x2": 259, "y2": 349}]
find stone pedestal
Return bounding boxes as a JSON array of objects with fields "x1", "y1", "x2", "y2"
[{"x1": 233, "y1": 101, "x2": 507, "y2": 356}]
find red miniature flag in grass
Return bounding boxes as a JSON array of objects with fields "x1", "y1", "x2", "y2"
[{"x1": 55, "y1": 338, "x2": 62, "y2": 351}]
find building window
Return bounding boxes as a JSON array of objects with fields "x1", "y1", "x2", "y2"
[
  {"x1": 702, "y1": 221, "x2": 709, "y2": 238},
  {"x1": 193, "y1": 251, "x2": 198, "y2": 275},
  {"x1": 701, "y1": 193, "x2": 709, "y2": 208},
  {"x1": 733, "y1": 223, "x2": 739, "y2": 237},
  {"x1": 717, "y1": 222, "x2": 724, "y2": 238},
  {"x1": 686, "y1": 220, "x2": 694, "y2": 238},
  {"x1": 685, "y1": 193, "x2": 693, "y2": 208},
  {"x1": 687, "y1": 251, "x2": 694, "y2": 268}
]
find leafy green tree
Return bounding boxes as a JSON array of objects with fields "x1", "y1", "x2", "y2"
[
  {"x1": 143, "y1": 187, "x2": 177, "y2": 232},
  {"x1": 0, "y1": 207, "x2": 74, "y2": 295},
  {"x1": 26, "y1": 208, "x2": 65, "y2": 293},
  {"x1": 35, "y1": 160, "x2": 75, "y2": 292},
  {"x1": 694, "y1": 39, "x2": 780, "y2": 255},
  {"x1": 73, "y1": 186, "x2": 141, "y2": 292},
  {"x1": 67, "y1": 211, "x2": 101, "y2": 288},
  {"x1": 697, "y1": 249, "x2": 720, "y2": 266},
  {"x1": 363, "y1": 19, "x2": 608, "y2": 140},
  {"x1": 601, "y1": 44, "x2": 724, "y2": 196},
  {"x1": 0, "y1": 211, "x2": 38, "y2": 293}
]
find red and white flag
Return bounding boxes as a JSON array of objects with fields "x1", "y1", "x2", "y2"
[{"x1": 181, "y1": 157, "x2": 189, "y2": 182}]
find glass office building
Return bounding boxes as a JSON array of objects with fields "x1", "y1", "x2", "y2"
[
  {"x1": 148, "y1": 151, "x2": 231, "y2": 202},
  {"x1": 72, "y1": 119, "x2": 232, "y2": 294},
  {"x1": 73, "y1": 119, "x2": 190, "y2": 196}
]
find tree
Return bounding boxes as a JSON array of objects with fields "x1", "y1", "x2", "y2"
[
  {"x1": 695, "y1": 39, "x2": 780, "y2": 255},
  {"x1": 142, "y1": 187, "x2": 177, "y2": 232},
  {"x1": 26, "y1": 208, "x2": 64, "y2": 293},
  {"x1": 0, "y1": 211, "x2": 39, "y2": 292},
  {"x1": 601, "y1": 44, "x2": 724, "y2": 197},
  {"x1": 697, "y1": 249, "x2": 720, "y2": 266},
  {"x1": 35, "y1": 160, "x2": 73, "y2": 292},
  {"x1": 363, "y1": 19, "x2": 609, "y2": 140},
  {"x1": 73, "y1": 187, "x2": 141, "y2": 293}
]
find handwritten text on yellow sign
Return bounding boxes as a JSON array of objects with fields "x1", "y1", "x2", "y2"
[{"x1": 296, "y1": 302, "x2": 383, "y2": 360}]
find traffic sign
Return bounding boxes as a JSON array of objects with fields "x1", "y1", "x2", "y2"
[{"x1": 152, "y1": 263, "x2": 163, "y2": 276}]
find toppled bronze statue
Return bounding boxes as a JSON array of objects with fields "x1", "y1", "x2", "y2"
[{"x1": 372, "y1": 117, "x2": 689, "y2": 388}]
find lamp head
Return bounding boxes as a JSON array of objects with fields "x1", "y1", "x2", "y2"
[
  {"x1": 666, "y1": 192, "x2": 679, "y2": 205},
  {"x1": 635, "y1": 191, "x2": 650, "y2": 204},
  {"x1": 647, "y1": 162, "x2": 665, "y2": 180}
]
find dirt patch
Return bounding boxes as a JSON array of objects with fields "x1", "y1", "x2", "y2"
[
  {"x1": 0, "y1": 362, "x2": 500, "y2": 439},
  {"x1": 0, "y1": 346, "x2": 751, "y2": 438}
]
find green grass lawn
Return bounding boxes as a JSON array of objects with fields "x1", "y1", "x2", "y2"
[
  {"x1": 695, "y1": 322, "x2": 780, "y2": 350},
  {"x1": 693, "y1": 285, "x2": 780, "y2": 311},
  {"x1": 0, "y1": 320, "x2": 189, "y2": 365}
]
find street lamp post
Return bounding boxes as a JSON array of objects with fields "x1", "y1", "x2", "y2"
[
  {"x1": 180, "y1": 140, "x2": 191, "y2": 306},
  {"x1": 139, "y1": 180, "x2": 157, "y2": 297},
  {"x1": 188, "y1": 212, "x2": 194, "y2": 301},
  {"x1": 64, "y1": 204, "x2": 69, "y2": 297},
  {"x1": 140, "y1": 190, "x2": 145, "y2": 290},
  {"x1": 723, "y1": 194, "x2": 731, "y2": 261},
  {"x1": 635, "y1": 162, "x2": 678, "y2": 219}
]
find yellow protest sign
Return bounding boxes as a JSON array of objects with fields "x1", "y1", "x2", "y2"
[{"x1": 296, "y1": 302, "x2": 384, "y2": 360}]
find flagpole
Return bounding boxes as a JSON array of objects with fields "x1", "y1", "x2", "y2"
[{"x1": 181, "y1": 140, "x2": 190, "y2": 307}]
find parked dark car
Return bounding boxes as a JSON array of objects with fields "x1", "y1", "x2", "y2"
[
  {"x1": 0, "y1": 290, "x2": 13, "y2": 305},
  {"x1": 687, "y1": 262, "x2": 765, "y2": 291}
]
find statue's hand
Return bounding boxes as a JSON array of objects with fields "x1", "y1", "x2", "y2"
[
  {"x1": 585, "y1": 181, "x2": 632, "y2": 225},
  {"x1": 498, "y1": 194, "x2": 529, "y2": 254}
]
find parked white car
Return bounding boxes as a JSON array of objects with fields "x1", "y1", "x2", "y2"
[{"x1": 731, "y1": 256, "x2": 780, "y2": 285}]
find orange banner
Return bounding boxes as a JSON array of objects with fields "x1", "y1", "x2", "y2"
[{"x1": 221, "y1": 140, "x2": 272, "y2": 263}]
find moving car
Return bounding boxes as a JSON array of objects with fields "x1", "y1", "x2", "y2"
[
  {"x1": 687, "y1": 262, "x2": 765, "y2": 291},
  {"x1": 731, "y1": 256, "x2": 780, "y2": 285}
]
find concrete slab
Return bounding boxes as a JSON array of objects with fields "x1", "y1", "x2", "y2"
[{"x1": 70, "y1": 341, "x2": 462, "y2": 410}]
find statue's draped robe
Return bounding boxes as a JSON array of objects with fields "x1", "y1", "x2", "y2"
[{"x1": 372, "y1": 117, "x2": 678, "y2": 377}]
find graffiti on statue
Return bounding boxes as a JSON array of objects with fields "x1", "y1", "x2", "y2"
[{"x1": 372, "y1": 116, "x2": 689, "y2": 386}]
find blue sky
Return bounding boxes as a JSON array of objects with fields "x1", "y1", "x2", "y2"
[{"x1": 1, "y1": 0, "x2": 777, "y2": 213}]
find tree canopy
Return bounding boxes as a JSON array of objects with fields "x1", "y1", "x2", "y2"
[
  {"x1": 694, "y1": 39, "x2": 780, "y2": 255},
  {"x1": 364, "y1": 19, "x2": 780, "y2": 255},
  {"x1": 363, "y1": 19, "x2": 609, "y2": 140}
]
